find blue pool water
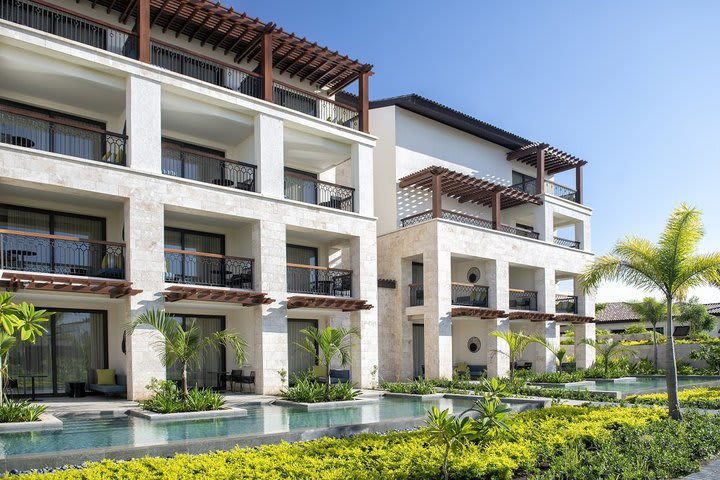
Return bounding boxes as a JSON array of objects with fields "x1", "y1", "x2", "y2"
[
  {"x1": 0, "y1": 397, "x2": 478, "y2": 458},
  {"x1": 563, "y1": 376, "x2": 720, "y2": 394}
]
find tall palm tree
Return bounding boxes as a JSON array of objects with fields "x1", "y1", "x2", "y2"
[
  {"x1": 489, "y1": 330, "x2": 534, "y2": 381},
  {"x1": 629, "y1": 297, "x2": 667, "y2": 369},
  {"x1": 131, "y1": 309, "x2": 248, "y2": 396},
  {"x1": 581, "y1": 204, "x2": 720, "y2": 420},
  {"x1": 297, "y1": 326, "x2": 359, "y2": 401}
]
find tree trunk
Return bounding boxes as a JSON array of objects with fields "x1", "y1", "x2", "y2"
[
  {"x1": 652, "y1": 327, "x2": 658, "y2": 370},
  {"x1": 324, "y1": 363, "x2": 331, "y2": 401},
  {"x1": 443, "y1": 444, "x2": 450, "y2": 480},
  {"x1": 665, "y1": 297, "x2": 682, "y2": 420},
  {"x1": 0, "y1": 355, "x2": 4, "y2": 406},
  {"x1": 181, "y1": 362, "x2": 189, "y2": 397}
]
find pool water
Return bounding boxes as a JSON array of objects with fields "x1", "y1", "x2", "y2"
[
  {"x1": 564, "y1": 376, "x2": 719, "y2": 394},
  {"x1": 0, "y1": 397, "x2": 479, "y2": 458}
]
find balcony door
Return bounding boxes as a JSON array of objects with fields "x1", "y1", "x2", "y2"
[
  {"x1": 161, "y1": 139, "x2": 224, "y2": 183},
  {"x1": 287, "y1": 244, "x2": 318, "y2": 294},
  {"x1": 0, "y1": 204, "x2": 105, "y2": 276},
  {"x1": 284, "y1": 168, "x2": 317, "y2": 205},
  {"x1": 164, "y1": 228, "x2": 224, "y2": 286},
  {"x1": 166, "y1": 315, "x2": 225, "y2": 389},
  {"x1": 287, "y1": 319, "x2": 318, "y2": 382}
]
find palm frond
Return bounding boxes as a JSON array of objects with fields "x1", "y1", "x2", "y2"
[
  {"x1": 657, "y1": 203, "x2": 703, "y2": 279},
  {"x1": 672, "y1": 252, "x2": 720, "y2": 298}
]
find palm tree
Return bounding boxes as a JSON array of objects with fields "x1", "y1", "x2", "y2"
[
  {"x1": 297, "y1": 326, "x2": 359, "y2": 401},
  {"x1": 580, "y1": 338, "x2": 635, "y2": 375},
  {"x1": 581, "y1": 204, "x2": 720, "y2": 420},
  {"x1": 131, "y1": 309, "x2": 248, "y2": 396},
  {"x1": 529, "y1": 336, "x2": 567, "y2": 372},
  {"x1": 629, "y1": 297, "x2": 667, "y2": 369},
  {"x1": 489, "y1": 330, "x2": 534, "y2": 381}
]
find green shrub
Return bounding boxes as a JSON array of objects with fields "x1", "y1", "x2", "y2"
[
  {"x1": 141, "y1": 379, "x2": 226, "y2": 413},
  {"x1": 559, "y1": 338, "x2": 574, "y2": 345},
  {"x1": 528, "y1": 371, "x2": 584, "y2": 384},
  {"x1": 380, "y1": 379, "x2": 436, "y2": 394},
  {"x1": 623, "y1": 323, "x2": 650, "y2": 335},
  {"x1": 281, "y1": 378, "x2": 359, "y2": 403},
  {"x1": 627, "y1": 387, "x2": 720, "y2": 409},
  {"x1": 0, "y1": 397, "x2": 46, "y2": 423}
]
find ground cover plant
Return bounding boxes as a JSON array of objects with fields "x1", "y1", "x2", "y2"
[
  {"x1": 21, "y1": 406, "x2": 720, "y2": 479},
  {"x1": 380, "y1": 378, "x2": 436, "y2": 394},
  {"x1": 627, "y1": 387, "x2": 720, "y2": 409},
  {"x1": 0, "y1": 397, "x2": 46, "y2": 422},
  {"x1": 280, "y1": 378, "x2": 359, "y2": 403},
  {"x1": 141, "y1": 379, "x2": 226, "y2": 413}
]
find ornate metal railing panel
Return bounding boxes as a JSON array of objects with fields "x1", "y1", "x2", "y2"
[
  {"x1": 0, "y1": 0, "x2": 138, "y2": 58},
  {"x1": 545, "y1": 180, "x2": 578, "y2": 202},
  {"x1": 510, "y1": 179, "x2": 538, "y2": 196},
  {"x1": 0, "y1": 106, "x2": 126, "y2": 164},
  {"x1": 400, "y1": 210, "x2": 433, "y2": 228},
  {"x1": 451, "y1": 283, "x2": 489, "y2": 307},
  {"x1": 556, "y1": 295, "x2": 578, "y2": 314},
  {"x1": 409, "y1": 283, "x2": 424, "y2": 307},
  {"x1": 554, "y1": 236, "x2": 580, "y2": 249},
  {"x1": 162, "y1": 143, "x2": 256, "y2": 191},
  {"x1": 164, "y1": 249, "x2": 254, "y2": 289},
  {"x1": 273, "y1": 82, "x2": 359, "y2": 130},
  {"x1": 286, "y1": 264, "x2": 353, "y2": 297},
  {"x1": 441, "y1": 210, "x2": 494, "y2": 229},
  {"x1": 284, "y1": 173, "x2": 354, "y2": 212},
  {"x1": 0, "y1": 230, "x2": 125, "y2": 279},
  {"x1": 509, "y1": 290, "x2": 538, "y2": 311},
  {"x1": 500, "y1": 225, "x2": 540, "y2": 239}
]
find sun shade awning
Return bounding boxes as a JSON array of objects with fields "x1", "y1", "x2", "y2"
[
  {"x1": 287, "y1": 295, "x2": 373, "y2": 312},
  {"x1": 2, "y1": 273, "x2": 141, "y2": 298},
  {"x1": 451, "y1": 307, "x2": 508, "y2": 319},
  {"x1": 163, "y1": 285, "x2": 274, "y2": 304},
  {"x1": 507, "y1": 143, "x2": 587, "y2": 175}
]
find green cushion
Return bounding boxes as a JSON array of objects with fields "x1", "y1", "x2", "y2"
[
  {"x1": 96, "y1": 369, "x2": 116, "y2": 385},
  {"x1": 312, "y1": 365, "x2": 325, "y2": 378}
]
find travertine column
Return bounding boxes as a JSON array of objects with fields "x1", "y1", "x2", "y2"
[
  {"x1": 576, "y1": 219, "x2": 592, "y2": 252},
  {"x1": 486, "y1": 317, "x2": 510, "y2": 378},
  {"x1": 400, "y1": 258, "x2": 415, "y2": 380},
  {"x1": 350, "y1": 234, "x2": 379, "y2": 388},
  {"x1": 488, "y1": 259, "x2": 510, "y2": 311},
  {"x1": 574, "y1": 277, "x2": 595, "y2": 318},
  {"x1": 252, "y1": 219, "x2": 287, "y2": 394},
  {"x1": 255, "y1": 113, "x2": 284, "y2": 198},
  {"x1": 351, "y1": 143, "x2": 374, "y2": 216},
  {"x1": 124, "y1": 195, "x2": 166, "y2": 400},
  {"x1": 533, "y1": 203, "x2": 554, "y2": 242},
  {"x1": 126, "y1": 75, "x2": 161, "y2": 173},
  {"x1": 531, "y1": 320, "x2": 559, "y2": 374},
  {"x1": 575, "y1": 322, "x2": 596, "y2": 369},
  {"x1": 423, "y1": 248, "x2": 453, "y2": 379}
]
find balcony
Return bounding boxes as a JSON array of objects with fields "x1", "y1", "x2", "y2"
[
  {"x1": 284, "y1": 172, "x2": 355, "y2": 212},
  {"x1": 553, "y1": 236, "x2": 580, "y2": 249},
  {"x1": 400, "y1": 210, "x2": 540, "y2": 240},
  {"x1": 287, "y1": 264, "x2": 352, "y2": 297},
  {"x1": 451, "y1": 282, "x2": 489, "y2": 307},
  {"x1": 408, "y1": 283, "x2": 424, "y2": 306},
  {"x1": 164, "y1": 249, "x2": 253, "y2": 289},
  {"x1": 556, "y1": 295, "x2": 578, "y2": 314},
  {"x1": 0, "y1": 229, "x2": 125, "y2": 279},
  {"x1": 161, "y1": 142, "x2": 256, "y2": 191},
  {"x1": 509, "y1": 289, "x2": 538, "y2": 311},
  {"x1": 0, "y1": 104, "x2": 126, "y2": 164},
  {"x1": 510, "y1": 179, "x2": 579, "y2": 204}
]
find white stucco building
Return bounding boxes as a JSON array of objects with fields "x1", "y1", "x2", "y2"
[
  {"x1": 0, "y1": 0, "x2": 378, "y2": 399},
  {"x1": 370, "y1": 95, "x2": 596, "y2": 381}
]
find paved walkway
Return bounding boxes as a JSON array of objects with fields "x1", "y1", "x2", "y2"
[{"x1": 682, "y1": 458, "x2": 720, "y2": 479}]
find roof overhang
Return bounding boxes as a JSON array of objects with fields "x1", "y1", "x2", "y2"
[
  {"x1": 2, "y1": 273, "x2": 141, "y2": 298},
  {"x1": 555, "y1": 314, "x2": 595, "y2": 324},
  {"x1": 508, "y1": 311, "x2": 556, "y2": 321},
  {"x1": 287, "y1": 295, "x2": 373, "y2": 312},
  {"x1": 507, "y1": 143, "x2": 587, "y2": 175},
  {"x1": 164, "y1": 285, "x2": 273, "y2": 305},
  {"x1": 451, "y1": 307, "x2": 507, "y2": 319}
]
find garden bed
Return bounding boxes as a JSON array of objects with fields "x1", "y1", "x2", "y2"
[
  {"x1": 381, "y1": 392, "x2": 445, "y2": 401},
  {"x1": 126, "y1": 407, "x2": 247, "y2": 422},
  {"x1": 272, "y1": 397, "x2": 379, "y2": 411},
  {"x1": 0, "y1": 414, "x2": 62, "y2": 433}
]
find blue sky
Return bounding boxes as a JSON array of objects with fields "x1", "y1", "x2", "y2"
[{"x1": 236, "y1": 1, "x2": 720, "y2": 303}]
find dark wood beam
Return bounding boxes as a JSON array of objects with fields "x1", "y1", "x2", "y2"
[
  {"x1": 175, "y1": 5, "x2": 201, "y2": 38},
  {"x1": 432, "y1": 173, "x2": 442, "y2": 218},
  {"x1": 280, "y1": 44, "x2": 315, "y2": 74},
  {"x1": 292, "y1": 52, "x2": 322, "y2": 79},
  {"x1": 491, "y1": 189, "x2": 501, "y2": 230},
  {"x1": 163, "y1": 1, "x2": 186, "y2": 34},
  {"x1": 358, "y1": 69, "x2": 369, "y2": 133},
  {"x1": 234, "y1": 26, "x2": 266, "y2": 62},
  {"x1": 137, "y1": 0, "x2": 150, "y2": 62},
  {"x1": 106, "y1": 0, "x2": 119, "y2": 14},
  {"x1": 575, "y1": 164, "x2": 583, "y2": 204},
  {"x1": 212, "y1": 22, "x2": 239, "y2": 50},
  {"x1": 536, "y1": 147, "x2": 545, "y2": 195},
  {"x1": 261, "y1": 29, "x2": 273, "y2": 102},
  {"x1": 202, "y1": 14, "x2": 229, "y2": 47},
  {"x1": 149, "y1": 0, "x2": 171, "y2": 28},
  {"x1": 119, "y1": 0, "x2": 137, "y2": 24},
  {"x1": 507, "y1": 143, "x2": 548, "y2": 162}
]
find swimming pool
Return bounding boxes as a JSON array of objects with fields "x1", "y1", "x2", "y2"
[{"x1": 561, "y1": 376, "x2": 720, "y2": 395}]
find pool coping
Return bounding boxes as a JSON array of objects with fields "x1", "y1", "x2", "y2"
[
  {"x1": 272, "y1": 397, "x2": 379, "y2": 411},
  {"x1": 126, "y1": 407, "x2": 248, "y2": 422},
  {"x1": 0, "y1": 414, "x2": 62, "y2": 434},
  {"x1": 382, "y1": 392, "x2": 445, "y2": 401}
]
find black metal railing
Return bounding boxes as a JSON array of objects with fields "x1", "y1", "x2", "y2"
[
  {"x1": 554, "y1": 236, "x2": 580, "y2": 249},
  {"x1": 400, "y1": 210, "x2": 433, "y2": 227},
  {"x1": 409, "y1": 283, "x2": 424, "y2": 306},
  {"x1": 399, "y1": 209, "x2": 540, "y2": 240},
  {"x1": 441, "y1": 210, "x2": 493, "y2": 229},
  {"x1": 273, "y1": 82, "x2": 359, "y2": 130},
  {"x1": 0, "y1": 230, "x2": 125, "y2": 279},
  {"x1": 499, "y1": 225, "x2": 540, "y2": 239},
  {"x1": 286, "y1": 264, "x2": 353, "y2": 297},
  {"x1": 284, "y1": 172, "x2": 355, "y2": 212},
  {"x1": 545, "y1": 180, "x2": 578, "y2": 202},
  {"x1": 510, "y1": 179, "x2": 538, "y2": 196},
  {"x1": 162, "y1": 142, "x2": 256, "y2": 191},
  {"x1": 0, "y1": 0, "x2": 138, "y2": 58},
  {"x1": 164, "y1": 249, "x2": 253, "y2": 289},
  {"x1": 451, "y1": 283, "x2": 489, "y2": 307},
  {"x1": 556, "y1": 295, "x2": 578, "y2": 314},
  {"x1": 0, "y1": 105, "x2": 126, "y2": 164},
  {"x1": 509, "y1": 289, "x2": 538, "y2": 311}
]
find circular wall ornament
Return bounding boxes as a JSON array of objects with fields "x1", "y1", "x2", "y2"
[
  {"x1": 467, "y1": 267, "x2": 481, "y2": 284},
  {"x1": 467, "y1": 336, "x2": 481, "y2": 354}
]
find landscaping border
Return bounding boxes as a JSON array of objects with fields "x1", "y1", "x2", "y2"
[
  {"x1": 126, "y1": 407, "x2": 248, "y2": 422},
  {"x1": 272, "y1": 397, "x2": 379, "y2": 411},
  {"x1": 0, "y1": 414, "x2": 62, "y2": 433}
]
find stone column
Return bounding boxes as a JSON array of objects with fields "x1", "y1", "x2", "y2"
[
  {"x1": 532, "y1": 203, "x2": 554, "y2": 242},
  {"x1": 576, "y1": 218, "x2": 592, "y2": 252},
  {"x1": 252, "y1": 219, "x2": 287, "y2": 394},
  {"x1": 351, "y1": 143, "x2": 374, "y2": 216},
  {"x1": 124, "y1": 195, "x2": 166, "y2": 400},
  {"x1": 575, "y1": 322, "x2": 596, "y2": 369},
  {"x1": 535, "y1": 267, "x2": 555, "y2": 314},
  {"x1": 126, "y1": 75, "x2": 161, "y2": 173},
  {"x1": 486, "y1": 317, "x2": 510, "y2": 378},
  {"x1": 531, "y1": 320, "x2": 559, "y2": 374},
  {"x1": 254, "y1": 113, "x2": 284, "y2": 198},
  {"x1": 349, "y1": 234, "x2": 379, "y2": 388},
  {"x1": 488, "y1": 259, "x2": 509, "y2": 311},
  {"x1": 400, "y1": 258, "x2": 415, "y2": 380},
  {"x1": 423, "y1": 248, "x2": 453, "y2": 379},
  {"x1": 574, "y1": 277, "x2": 595, "y2": 317}
]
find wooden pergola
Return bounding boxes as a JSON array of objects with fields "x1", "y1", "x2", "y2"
[
  {"x1": 555, "y1": 314, "x2": 595, "y2": 324},
  {"x1": 164, "y1": 285, "x2": 273, "y2": 305},
  {"x1": 2, "y1": 273, "x2": 141, "y2": 298},
  {"x1": 83, "y1": 0, "x2": 372, "y2": 131},
  {"x1": 451, "y1": 307, "x2": 508, "y2": 319},
  {"x1": 507, "y1": 143, "x2": 587, "y2": 202},
  {"x1": 508, "y1": 311, "x2": 556, "y2": 322},
  {"x1": 398, "y1": 166, "x2": 541, "y2": 230},
  {"x1": 287, "y1": 295, "x2": 373, "y2": 312}
]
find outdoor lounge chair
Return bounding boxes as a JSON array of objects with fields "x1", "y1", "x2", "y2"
[
  {"x1": 316, "y1": 369, "x2": 351, "y2": 385},
  {"x1": 88, "y1": 369, "x2": 127, "y2": 397}
]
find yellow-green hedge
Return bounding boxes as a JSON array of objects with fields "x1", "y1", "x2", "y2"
[
  {"x1": 628, "y1": 387, "x2": 720, "y2": 406},
  {"x1": 18, "y1": 406, "x2": 666, "y2": 480}
]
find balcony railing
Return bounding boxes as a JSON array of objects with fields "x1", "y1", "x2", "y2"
[
  {"x1": 0, "y1": 105, "x2": 126, "y2": 165},
  {"x1": 0, "y1": 0, "x2": 138, "y2": 59},
  {"x1": 273, "y1": 82, "x2": 359, "y2": 130},
  {"x1": 500, "y1": 224, "x2": 540, "y2": 240},
  {"x1": 286, "y1": 264, "x2": 353, "y2": 297},
  {"x1": 509, "y1": 289, "x2": 538, "y2": 311},
  {"x1": 0, "y1": 229, "x2": 125, "y2": 279},
  {"x1": 164, "y1": 249, "x2": 253, "y2": 289},
  {"x1": 545, "y1": 180, "x2": 579, "y2": 203},
  {"x1": 400, "y1": 211, "x2": 434, "y2": 228},
  {"x1": 556, "y1": 295, "x2": 578, "y2": 314},
  {"x1": 409, "y1": 283, "x2": 424, "y2": 307},
  {"x1": 400, "y1": 210, "x2": 540, "y2": 239},
  {"x1": 510, "y1": 179, "x2": 537, "y2": 196},
  {"x1": 451, "y1": 282, "x2": 489, "y2": 307},
  {"x1": 554, "y1": 236, "x2": 580, "y2": 249},
  {"x1": 441, "y1": 210, "x2": 493, "y2": 229},
  {"x1": 162, "y1": 142, "x2": 256, "y2": 191},
  {"x1": 284, "y1": 172, "x2": 355, "y2": 212}
]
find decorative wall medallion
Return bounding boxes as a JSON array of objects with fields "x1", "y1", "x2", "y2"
[
  {"x1": 467, "y1": 336, "x2": 481, "y2": 353},
  {"x1": 467, "y1": 267, "x2": 481, "y2": 284}
]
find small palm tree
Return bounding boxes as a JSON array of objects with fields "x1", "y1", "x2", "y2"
[
  {"x1": 629, "y1": 297, "x2": 667, "y2": 369},
  {"x1": 529, "y1": 336, "x2": 567, "y2": 371},
  {"x1": 489, "y1": 330, "x2": 534, "y2": 381},
  {"x1": 297, "y1": 326, "x2": 359, "y2": 401},
  {"x1": 580, "y1": 338, "x2": 635, "y2": 375},
  {"x1": 131, "y1": 309, "x2": 248, "y2": 396},
  {"x1": 581, "y1": 204, "x2": 720, "y2": 420}
]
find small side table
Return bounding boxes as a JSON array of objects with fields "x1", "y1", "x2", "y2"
[{"x1": 67, "y1": 381, "x2": 86, "y2": 398}]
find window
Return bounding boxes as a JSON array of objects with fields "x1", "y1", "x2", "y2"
[
  {"x1": 284, "y1": 168, "x2": 318, "y2": 205},
  {"x1": 673, "y1": 326, "x2": 690, "y2": 337},
  {"x1": 164, "y1": 228, "x2": 224, "y2": 285},
  {"x1": 166, "y1": 315, "x2": 225, "y2": 389},
  {"x1": 512, "y1": 171, "x2": 537, "y2": 195},
  {"x1": 161, "y1": 138, "x2": 225, "y2": 182}
]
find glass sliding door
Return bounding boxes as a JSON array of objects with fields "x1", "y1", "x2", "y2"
[
  {"x1": 164, "y1": 228, "x2": 225, "y2": 286},
  {"x1": 7, "y1": 310, "x2": 107, "y2": 395},
  {"x1": 166, "y1": 315, "x2": 225, "y2": 389},
  {"x1": 287, "y1": 319, "x2": 318, "y2": 383},
  {"x1": 286, "y1": 244, "x2": 318, "y2": 294}
]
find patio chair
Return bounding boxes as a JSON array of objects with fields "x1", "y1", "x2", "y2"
[
  {"x1": 5, "y1": 378, "x2": 19, "y2": 398},
  {"x1": 229, "y1": 369, "x2": 243, "y2": 392},
  {"x1": 240, "y1": 371, "x2": 255, "y2": 392},
  {"x1": 333, "y1": 274, "x2": 352, "y2": 297}
]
